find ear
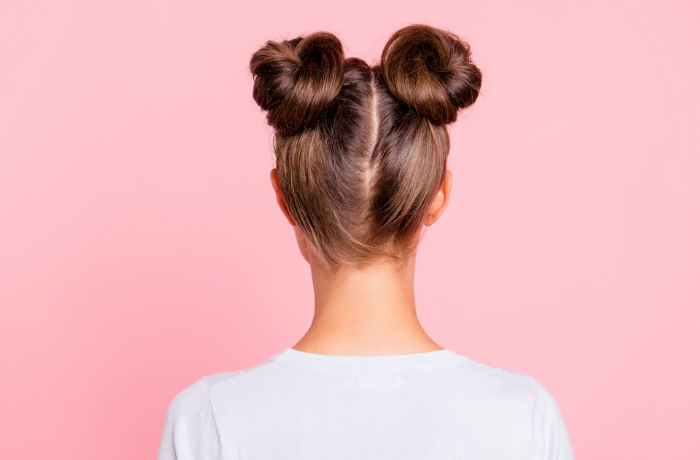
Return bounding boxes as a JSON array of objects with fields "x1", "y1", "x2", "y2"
[
  {"x1": 425, "y1": 169, "x2": 453, "y2": 227},
  {"x1": 270, "y1": 169, "x2": 297, "y2": 227}
]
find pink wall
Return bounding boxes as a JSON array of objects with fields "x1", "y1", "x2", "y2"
[{"x1": 1, "y1": 1, "x2": 698, "y2": 458}]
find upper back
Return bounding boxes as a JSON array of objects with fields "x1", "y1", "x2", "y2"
[{"x1": 157, "y1": 348, "x2": 575, "y2": 460}]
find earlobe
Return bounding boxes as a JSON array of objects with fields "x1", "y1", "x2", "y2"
[{"x1": 270, "y1": 169, "x2": 297, "y2": 227}]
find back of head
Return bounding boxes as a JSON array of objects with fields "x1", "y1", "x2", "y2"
[{"x1": 250, "y1": 24, "x2": 482, "y2": 269}]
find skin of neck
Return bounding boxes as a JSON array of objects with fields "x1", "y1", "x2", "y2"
[{"x1": 292, "y1": 230, "x2": 443, "y2": 356}]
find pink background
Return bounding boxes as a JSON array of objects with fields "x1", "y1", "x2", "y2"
[{"x1": 1, "y1": 1, "x2": 698, "y2": 458}]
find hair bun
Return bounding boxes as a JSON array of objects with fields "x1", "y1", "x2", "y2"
[
  {"x1": 380, "y1": 24, "x2": 482, "y2": 124},
  {"x1": 250, "y1": 32, "x2": 345, "y2": 136}
]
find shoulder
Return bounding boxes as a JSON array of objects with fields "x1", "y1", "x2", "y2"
[
  {"x1": 457, "y1": 358, "x2": 564, "y2": 407},
  {"x1": 169, "y1": 356, "x2": 280, "y2": 412},
  {"x1": 454, "y1": 358, "x2": 575, "y2": 459},
  {"x1": 528, "y1": 377, "x2": 576, "y2": 460},
  {"x1": 157, "y1": 372, "x2": 244, "y2": 460},
  {"x1": 457, "y1": 357, "x2": 539, "y2": 400},
  {"x1": 164, "y1": 371, "x2": 245, "y2": 423}
]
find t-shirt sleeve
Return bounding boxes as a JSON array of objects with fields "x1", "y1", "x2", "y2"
[
  {"x1": 157, "y1": 379, "x2": 220, "y2": 460},
  {"x1": 530, "y1": 378, "x2": 575, "y2": 460}
]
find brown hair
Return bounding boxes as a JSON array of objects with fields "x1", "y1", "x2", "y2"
[{"x1": 250, "y1": 24, "x2": 482, "y2": 269}]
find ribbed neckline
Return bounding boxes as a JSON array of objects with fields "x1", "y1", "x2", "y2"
[{"x1": 270, "y1": 347, "x2": 465, "y2": 374}]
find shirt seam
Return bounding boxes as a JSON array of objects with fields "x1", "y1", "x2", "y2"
[
  {"x1": 529, "y1": 377, "x2": 562, "y2": 460},
  {"x1": 206, "y1": 380, "x2": 222, "y2": 460}
]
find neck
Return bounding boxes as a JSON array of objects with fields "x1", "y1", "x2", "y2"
[{"x1": 292, "y1": 250, "x2": 443, "y2": 356}]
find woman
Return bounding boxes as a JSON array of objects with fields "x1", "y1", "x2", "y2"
[{"x1": 157, "y1": 24, "x2": 575, "y2": 460}]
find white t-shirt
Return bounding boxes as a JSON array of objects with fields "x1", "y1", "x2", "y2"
[{"x1": 157, "y1": 348, "x2": 575, "y2": 460}]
